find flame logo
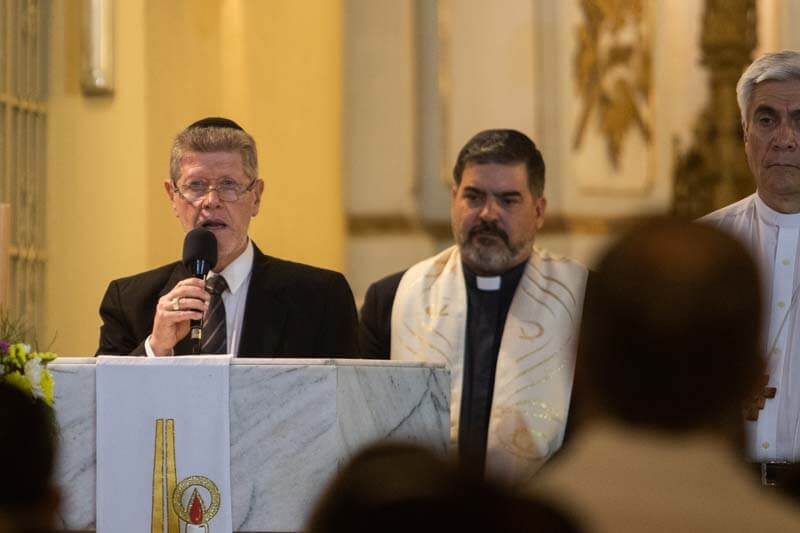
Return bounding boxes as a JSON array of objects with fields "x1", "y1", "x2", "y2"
[
  {"x1": 188, "y1": 488, "x2": 205, "y2": 525},
  {"x1": 172, "y1": 476, "x2": 221, "y2": 529}
]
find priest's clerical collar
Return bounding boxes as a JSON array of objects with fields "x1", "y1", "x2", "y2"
[
  {"x1": 755, "y1": 193, "x2": 800, "y2": 228},
  {"x1": 462, "y1": 260, "x2": 527, "y2": 292},
  {"x1": 477, "y1": 275, "x2": 501, "y2": 291}
]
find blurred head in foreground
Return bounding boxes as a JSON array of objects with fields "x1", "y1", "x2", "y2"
[
  {"x1": 306, "y1": 442, "x2": 580, "y2": 533},
  {"x1": 0, "y1": 382, "x2": 59, "y2": 533},
  {"x1": 578, "y1": 218, "x2": 763, "y2": 434}
]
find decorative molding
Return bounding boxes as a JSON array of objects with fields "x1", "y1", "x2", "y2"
[
  {"x1": 0, "y1": 94, "x2": 47, "y2": 113},
  {"x1": 541, "y1": 213, "x2": 642, "y2": 235},
  {"x1": 673, "y1": 0, "x2": 756, "y2": 218},
  {"x1": 347, "y1": 214, "x2": 450, "y2": 240},
  {"x1": 347, "y1": 213, "x2": 644, "y2": 238},
  {"x1": 573, "y1": 0, "x2": 652, "y2": 170},
  {"x1": 9, "y1": 244, "x2": 47, "y2": 262}
]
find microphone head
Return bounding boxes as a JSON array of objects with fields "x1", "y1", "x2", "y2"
[{"x1": 182, "y1": 228, "x2": 218, "y2": 276}]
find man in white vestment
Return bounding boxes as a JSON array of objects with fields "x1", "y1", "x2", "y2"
[
  {"x1": 534, "y1": 219, "x2": 800, "y2": 532},
  {"x1": 359, "y1": 130, "x2": 588, "y2": 483},
  {"x1": 702, "y1": 50, "x2": 800, "y2": 469}
]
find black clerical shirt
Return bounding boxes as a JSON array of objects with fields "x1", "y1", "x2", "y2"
[{"x1": 458, "y1": 260, "x2": 527, "y2": 475}]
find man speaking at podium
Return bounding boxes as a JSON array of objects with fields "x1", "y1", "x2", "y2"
[{"x1": 96, "y1": 117, "x2": 359, "y2": 357}]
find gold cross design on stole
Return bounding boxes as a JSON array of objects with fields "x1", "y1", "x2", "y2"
[{"x1": 744, "y1": 375, "x2": 777, "y2": 421}]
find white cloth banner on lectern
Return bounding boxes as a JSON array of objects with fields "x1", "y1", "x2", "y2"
[{"x1": 97, "y1": 356, "x2": 233, "y2": 533}]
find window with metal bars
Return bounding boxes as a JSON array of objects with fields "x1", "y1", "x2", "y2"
[{"x1": 0, "y1": 0, "x2": 49, "y2": 337}]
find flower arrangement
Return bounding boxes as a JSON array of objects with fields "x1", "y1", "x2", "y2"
[
  {"x1": 0, "y1": 311, "x2": 57, "y2": 406},
  {"x1": 1, "y1": 341, "x2": 57, "y2": 405}
]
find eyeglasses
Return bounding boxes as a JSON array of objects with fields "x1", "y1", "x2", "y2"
[{"x1": 173, "y1": 178, "x2": 258, "y2": 203}]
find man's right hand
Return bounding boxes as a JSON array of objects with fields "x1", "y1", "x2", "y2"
[{"x1": 150, "y1": 278, "x2": 210, "y2": 356}]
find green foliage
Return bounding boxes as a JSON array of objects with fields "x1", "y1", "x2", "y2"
[
  {"x1": 0, "y1": 308, "x2": 31, "y2": 345},
  {"x1": 0, "y1": 310, "x2": 57, "y2": 406}
]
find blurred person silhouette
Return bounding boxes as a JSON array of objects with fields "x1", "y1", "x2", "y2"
[
  {"x1": 533, "y1": 218, "x2": 800, "y2": 532},
  {"x1": 0, "y1": 382, "x2": 59, "y2": 533},
  {"x1": 307, "y1": 442, "x2": 581, "y2": 533}
]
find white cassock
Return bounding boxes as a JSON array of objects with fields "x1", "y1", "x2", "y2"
[
  {"x1": 391, "y1": 245, "x2": 587, "y2": 483},
  {"x1": 702, "y1": 193, "x2": 800, "y2": 461}
]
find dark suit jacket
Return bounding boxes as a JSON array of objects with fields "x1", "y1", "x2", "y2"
[
  {"x1": 358, "y1": 270, "x2": 405, "y2": 357},
  {"x1": 97, "y1": 244, "x2": 359, "y2": 357}
]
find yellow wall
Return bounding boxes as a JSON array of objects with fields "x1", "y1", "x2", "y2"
[
  {"x1": 46, "y1": 0, "x2": 345, "y2": 355},
  {"x1": 46, "y1": 0, "x2": 149, "y2": 356}
]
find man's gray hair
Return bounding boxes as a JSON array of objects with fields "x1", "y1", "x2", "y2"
[
  {"x1": 169, "y1": 126, "x2": 258, "y2": 183},
  {"x1": 737, "y1": 50, "x2": 800, "y2": 128}
]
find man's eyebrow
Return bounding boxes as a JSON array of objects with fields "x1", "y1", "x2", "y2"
[
  {"x1": 753, "y1": 104, "x2": 777, "y2": 116},
  {"x1": 463, "y1": 186, "x2": 485, "y2": 194},
  {"x1": 187, "y1": 174, "x2": 235, "y2": 181}
]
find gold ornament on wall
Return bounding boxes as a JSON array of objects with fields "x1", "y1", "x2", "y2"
[
  {"x1": 673, "y1": 0, "x2": 756, "y2": 218},
  {"x1": 573, "y1": 0, "x2": 652, "y2": 169}
]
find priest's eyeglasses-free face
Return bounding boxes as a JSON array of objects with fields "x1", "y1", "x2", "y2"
[{"x1": 173, "y1": 177, "x2": 258, "y2": 203}]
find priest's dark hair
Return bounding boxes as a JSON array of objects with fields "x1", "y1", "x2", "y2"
[
  {"x1": 169, "y1": 116, "x2": 258, "y2": 183},
  {"x1": 577, "y1": 217, "x2": 763, "y2": 433},
  {"x1": 452, "y1": 129, "x2": 545, "y2": 196}
]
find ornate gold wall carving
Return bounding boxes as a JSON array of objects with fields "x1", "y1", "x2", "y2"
[
  {"x1": 673, "y1": 0, "x2": 756, "y2": 218},
  {"x1": 573, "y1": 0, "x2": 652, "y2": 169}
]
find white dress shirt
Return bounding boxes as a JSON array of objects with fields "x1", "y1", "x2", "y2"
[
  {"x1": 702, "y1": 193, "x2": 800, "y2": 461},
  {"x1": 145, "y1": 241, "x2": 254, "y2": 357}
]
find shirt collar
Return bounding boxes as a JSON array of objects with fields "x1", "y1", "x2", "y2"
[
  {"x1": 462, "y1": 259, "x2": 527, "y2": 293},
  {"x1": 210, "y1": 240, "x2": 254, "y2": 295},
  {"x1": 755, "y1": 193, "x2": 800, "y2": 228}
]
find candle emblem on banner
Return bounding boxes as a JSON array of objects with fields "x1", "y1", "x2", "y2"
[
  {"x1": 151, "y1": 419, "x2": 221, "y2": 533},
  {"x1": 172, "y1": 476, "x2": 221, "y2": 532}
]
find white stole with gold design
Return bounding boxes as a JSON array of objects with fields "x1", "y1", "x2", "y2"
[{"x1": 391, "y1": 245, "x2": 587, "y2": 483}]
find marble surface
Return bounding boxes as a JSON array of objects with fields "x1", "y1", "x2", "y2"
[{"x1": 51, "y1": 358, "x2": 450, "y2": 532}]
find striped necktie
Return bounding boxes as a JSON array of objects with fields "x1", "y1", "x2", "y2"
[{"x1": 201, "y1": 275, "x2": 229, "y2": 354}]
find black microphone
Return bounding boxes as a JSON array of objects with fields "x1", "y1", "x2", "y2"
[{"x1": 182, "y1": 228, "x2": 218, "y2": 354}]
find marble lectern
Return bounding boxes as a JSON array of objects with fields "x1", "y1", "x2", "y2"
[{"x1": 52, "y1": 358, "x2": 450, "y2": 532}]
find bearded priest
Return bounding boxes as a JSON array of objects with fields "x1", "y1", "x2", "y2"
[{"x1": 359, "y1": 129, "x2": 589, "y2": 484}]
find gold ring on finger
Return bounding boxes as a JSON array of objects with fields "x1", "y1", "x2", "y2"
[{"x1": 171, "y1": 297, "x2": 180, "y2": 311}]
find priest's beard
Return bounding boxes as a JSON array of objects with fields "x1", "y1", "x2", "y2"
[{"x1": 456, "y1": 220, "x2": 532, "y2": 275}]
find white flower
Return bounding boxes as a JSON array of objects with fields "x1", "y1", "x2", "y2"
[{"x1": 24, "y1": 357, "x2": 44, "y2": 399}]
